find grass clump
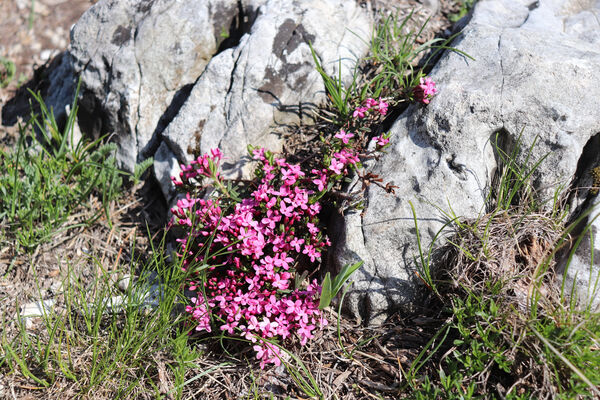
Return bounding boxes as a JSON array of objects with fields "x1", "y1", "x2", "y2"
[
  {"x1": 406, "y1": 133, "x2": 600, "y2": 399},
  {"x1": 310, "y1": 11, "x2": 469, "y2": 125},
  {"x1": 0, "y1": 86, "x2": 149, "y2": 251}
]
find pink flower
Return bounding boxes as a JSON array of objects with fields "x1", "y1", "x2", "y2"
[
  {"x1": 297, "y1": 324, "x2": 315, "y2": 345},
  {"x1": 372, "y1": 135, "x2": 390, "y2": 146},
  {"x1": 334, "y1": 129, "x2": 354, "y2": 144},
  {"x1": 302, "y1": 244, "x2": 320, "y2": 262},
  {"x1": 329, "y1": 157, "x2": 344, "y2": 175},
  {"x1": 377, "y1": 98, "x2": 389, "y2": 115},
  {"x1": 252, "y1": 148, "x2": 265, "y2": 160},
  {"x1": 334, "y1": 149, "x2": 359, "y2": 165},
  {"x1": 272, "y1": 272, "x2": 291, "y2": 290},
  {"x1": 210, "y1": 148, "x2": 223, "y2": 161},
  {"x1": 413, "y1": 77, "x2": 437, "y2": 104},
  {"x1": 311, "y1": 169, "x2": 328, "y2": 192},
  {"x1": 353, "y1": 106, "x2": 368, "y2": 119},
  {"x1": 174, "y1": 147, "x2": 336, "y2": 369},
  {"x1": 365, "y1": 97, "x2": 378, "y2": 108},
  {"x1": 290, "y1": 237, "x2": 305, "y2": 252}
]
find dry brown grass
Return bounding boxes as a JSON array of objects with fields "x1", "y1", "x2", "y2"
[{"x1": 440, "y1": 210, "x2": 564, "y2": 312}]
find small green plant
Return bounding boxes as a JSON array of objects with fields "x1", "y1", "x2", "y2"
[
  {"x1": 0, "y1": 56, "x2": 16, "y2": 88},
  {"x1": 448, "y1": 0, "x2": 477, "y2": 23},
  {"x1": 0, "y1": 232, "x2": 217, "y2": 398},
  {"x1": 363, "y1": 12, "x2": 472, "y2": 102},
  {"x1": 319, "y1": 260, "x2": 363, "y2": 309},
  {"x1": 311, "y1": 12, "x2": 472, "y2": 126},
  {"x1": 309, "y1": 42, "x2": 360, "y2": 121},
  {"x1": 28, "y1": 0, "x2": 36, "y2": 31}
]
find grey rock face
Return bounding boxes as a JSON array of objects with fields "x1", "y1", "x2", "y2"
[
  {"x1": 67, "y1": 0, "x2": 371, "y2": 193},
  {"x1": 558, "y1": 194, "x2": 600, "y2": 312},
  {"x1": 335, "y1": 0, "x2": 600, "y2": 324},
  {"x1": 156, "y1": 0, "x2": 372, "y2": 199},
  {"x1": 70, "y1": 0, "x2": 240, "y2": 172}
]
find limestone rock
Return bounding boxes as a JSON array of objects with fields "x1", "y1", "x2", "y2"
[
  {"x1": 19, "y1": 299, "x2": 56, "y2": 329},
  {"x1": 156, "y1": 0, "x2": 372, "y2": 199},
  {"x1": 70, "y1": 0, "x2": 240, "y2": 172},
  {"x1": 66, "y1": 0, "x2": 371, "y2": 196},
  {"x1": 335, "y1": 0, "x2": 600, "y2": 324}
]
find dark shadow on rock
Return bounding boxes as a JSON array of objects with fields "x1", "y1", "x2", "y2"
[
  {"x1": 2, "y1": 52, "x2": 71, "y2": 127},
  {"x1": 487, "y1": 128, "x2": 515, "y2": 211},
  {"x1": 146, "y1": 83, "x2": 196, "y2": 159},
  {"x1": 567, "y1": 132, "x2": 600, "y2": 217},
  {"x1": 215, "y1": 0, "x2": 261, "y2": 55}
]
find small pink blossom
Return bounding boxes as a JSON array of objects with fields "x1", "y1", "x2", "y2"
[
  {"x1": 377, "y1": 98, "x2": 389, "y2": 115},
  {"x1": 334, "y1": 129, "x2": 354, "y2": 144},
  {"x1": 329, "y1": 157, "x2": 344, "y2": 174},
  {"x1": 413, "y1": 77, "x2": 438, "y2": 104},
  {"x1": 365, "y1": 97, "x2": 378, "y2": 108},
  {"x1": 372, "y1": 135, "x2": 390, "y2": 146},
  {"x1": 353, "y1": 106, "x2": 368, "y2": 119}
]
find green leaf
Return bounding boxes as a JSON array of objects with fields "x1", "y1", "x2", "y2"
[
  {"x1": 319, "y1": 261, "x2": 363, "y2": 310},
  {"x1": 318, "y1": 272, "x2": 333, "y2": 310}
]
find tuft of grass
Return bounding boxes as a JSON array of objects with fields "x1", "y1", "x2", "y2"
[
  {"x1": 0, "y1": 231, "x2": 221, "y2": 399},
  {"x1": 0, "y1": 84, "x2": 150, "y2": 251},
  {"x1": 311, "y1": 11, "x2": 473, "y2": 127},
  {"x1": 364, "y1": 11, "x2": 472, "y2": 102},
  {"x1": 309, "y1": 42, "x2": 360, "y2": 122}
]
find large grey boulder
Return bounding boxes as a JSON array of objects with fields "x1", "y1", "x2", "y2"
[
  {"x1": 335, "y1": 0, "x2": 600, "y2": 324},
  {"x1": 155, "y1": 0, "x2": 372, "y2": 199},
  {"x1": 70, "y1": 0, "x2": 241, "y2": 173},
  {"x1": 65, "y1": 0, "x2": 371, "y2": 191}
]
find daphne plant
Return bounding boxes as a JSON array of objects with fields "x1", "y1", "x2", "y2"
[{"x1": 170, "y1": 89, "x2": 435, "y2": 368}]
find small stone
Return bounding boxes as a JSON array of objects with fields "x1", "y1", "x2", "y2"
[
  {"x1": 419, "y1": 0, "x2": 440, "y2": 15},
  {"x1": 20, "y1": 299, "x2": 55, "y2": 318},
  {"x1": 16, "y1": 0, "x2": 28, "y2": 10},
  {"x1": 40, "y1": 49, "x2": 56, "y2": 62},
  {"x1": 19, "y1": 299, "x2": 55, "y2": 329},
  {"x1": 117, "y1": 274, "x2": 132, "y2": 292},
  {"x1": 105, "y1": 295, "x2": 126, "y2": 313},
  {"x1": 50, "y1": 280, "x2": 62, "y2": 294}
]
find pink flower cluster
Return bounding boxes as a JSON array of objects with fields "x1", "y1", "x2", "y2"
[
  {"x1": 413, "y1": 77, "x2": 437, "y2": 104},
  {"x1": 172, "y1": 148, "x2": 356, "y2": 368},
  {"x1": 352, "y1": 97, "x2": 389, "y2": 119},
  {"x1": 171, "y1": 148, "x2": 223, "y2": 188},
  {"x1": 170, "y1": 82, "x2": 437, "y2": 368}
]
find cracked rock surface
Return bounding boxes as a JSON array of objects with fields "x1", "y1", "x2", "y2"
[
  {"x1": 156, "y1": 0, "x2": 372, "y2": 200},
  {"x1": 64, "y1": 0, "x2": 371, "y2": 195},
  {"x1": 335, "y1": 0, "x2": 600, "y2": 324},
  {"x1": 70, "y1": 0, "x2": 241, "y2": 173}
]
